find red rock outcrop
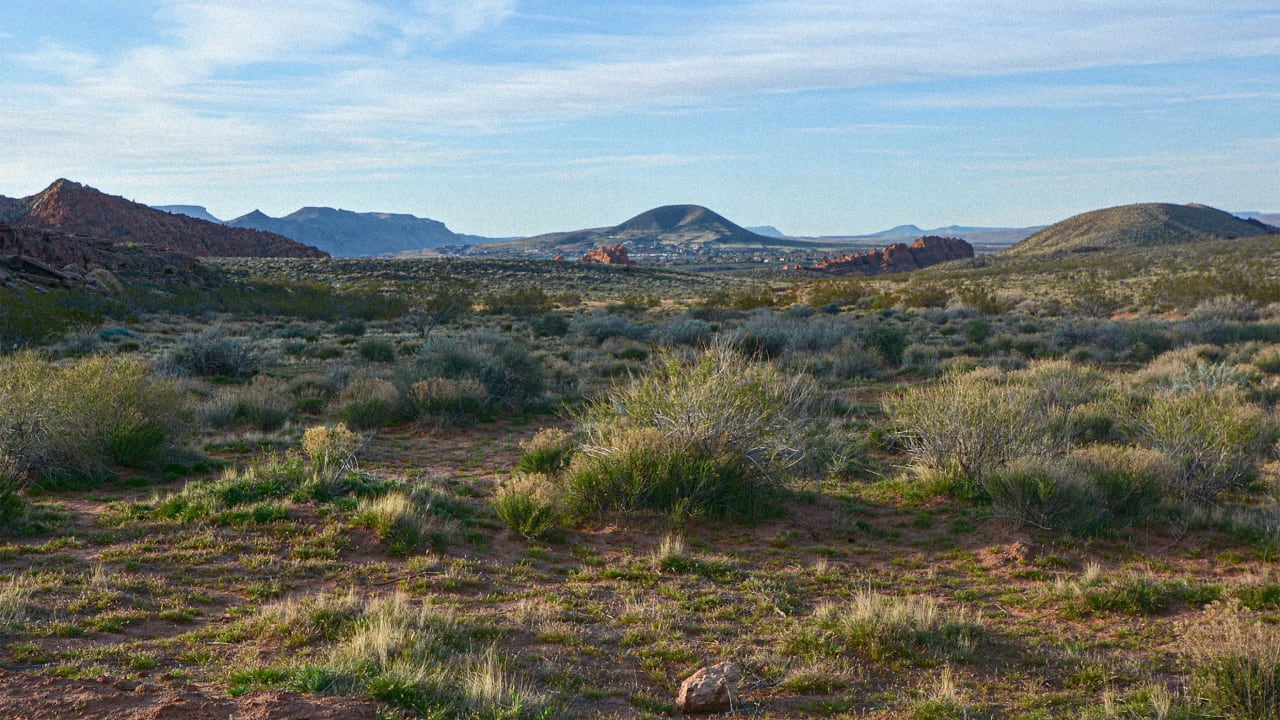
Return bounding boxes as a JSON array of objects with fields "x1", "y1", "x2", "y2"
[
  {"x1": 809, "y1": 236, "x2": 973, "y2": 275},
  {"x1": 11, "y1": 179, "x2": 327, "y2": 258},
  {"x1": 0, "y1": 222, "x2": 207, "y2": 289},
  {"x1": 580, "y1": 244, "x2": 636, "y2": 265}
]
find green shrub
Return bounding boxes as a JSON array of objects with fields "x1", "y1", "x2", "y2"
[
  {"x1": 0, "y1": 353, "x2": 188, "y2": 485},
  {"x1": 886, "y1": 368, "x2": 1053, "y2": 483},
  {"x1": 357, "y1": 338, "x2": 396, "y2": 363},
  {"x1": 514, "y1": 428, "x2": 575, "y2": 476},
  {"x1": 859, "y1": 320, "x2": 909, "y2": 366},
  {"x1": 202, "y1": 381, "x2": 291, "y2": 431},
  {"x1": 411, "y1": 377, "x2": 488, "y2": 426},
  {"x1": 531, "y1": 312, "x2": 570, "y2": 337},
  {"x1": 169, "y1": 327, "x2": 260, "y2": 379},
  {"x1": 564, "y1": 347, "x2": 818, "y2": 521},
  {"x1": 334, "y1": 318, "x2": 366, "y2": 337},
  {"x1": 334, "y1": 378, "x2": 410, "y2": 429},
  {"x1": 1136, "y1": 389, "x2": 1273, "y2": 502},
  {"x1": 492, "y1": 473, "x2": 564, "y2": 541},
  {"x1": 410, "y1": 334, "x2": 544, "y2": 413},
  {"x1": 984, "y1": 460, "x2": 1100, "y2": 532}
]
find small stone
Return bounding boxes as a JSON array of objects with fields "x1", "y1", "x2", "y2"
[{"x1": 676, "y1": 661, "x2": 742, "y2": 714}]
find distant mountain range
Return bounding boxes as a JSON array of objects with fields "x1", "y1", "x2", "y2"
[
  {"x1": 156, "y1": 204, "x2": 497, "y2": 257},
  {"x1": 1, "y1": 180, "x2": 325, "y2": 258}
]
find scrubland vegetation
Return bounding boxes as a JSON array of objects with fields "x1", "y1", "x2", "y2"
[{"x1": 3, "y1": 237, "x2": 1280, "y2": 717}]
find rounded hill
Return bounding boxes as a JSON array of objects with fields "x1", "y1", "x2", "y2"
[{"x1": 1005, "y1": 203, "x2": 1276, "y2": 257}]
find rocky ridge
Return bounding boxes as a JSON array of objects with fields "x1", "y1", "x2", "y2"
[
  {"x1": 580, "y1": 244, "x2": 636, "y2": 265},
  {"x1": 808, "y1": 236, "x2": 974, "y2": 275}
]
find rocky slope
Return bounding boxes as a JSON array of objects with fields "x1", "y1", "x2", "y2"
[
  {"x1": 808, "y1": 236, "x2": 974, "y2": 275},
  {"x1": 1005, "y1": 203, "x2": 1277, "y2": 257},
  {"x1": 5, "y1": 179, "x2": 326, "y2": 258},
  {"x1": 0, "y1": 222, "x2": 207, "y2": 289}
]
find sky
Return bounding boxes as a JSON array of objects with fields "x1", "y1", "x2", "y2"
[{"x1": 1, "y1": 1, "x2": 1277, "y2": 237}]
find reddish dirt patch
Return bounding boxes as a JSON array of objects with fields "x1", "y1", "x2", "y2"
[{"x1": 0, "y1": 672, "x2": 375, "y2": 720}]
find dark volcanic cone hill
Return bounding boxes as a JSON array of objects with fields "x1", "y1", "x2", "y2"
[
  {"x1": 1005, "y1": 202, "x2": 1278, "y2": 258},
  {"x1": 8, "y1": 179, "x2": 326, "y2": 258},
  {"x1": 506, "y1": 204, "x2": 812, "y2": 255}
]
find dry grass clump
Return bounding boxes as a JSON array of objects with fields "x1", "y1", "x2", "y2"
[
  {"x1": 354, "y1": 491, "x2": 457, "y2": 555},
  {"x1": 795, "y1": 591, "x2": 985, "y2": 665},
  {"x1": 237, "y1": 592, "x2": 545, "y2": 717},
  {"x1": 1180, "y1": 600, "x2": 1280, "y2": 719}
]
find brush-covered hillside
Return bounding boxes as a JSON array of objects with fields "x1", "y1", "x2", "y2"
[{"x1": 1004, "y1": 202, "x2": 1277, "y2": 257}]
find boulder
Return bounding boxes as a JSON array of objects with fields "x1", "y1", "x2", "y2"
[{"x1": 676, "y1": 662, "x2": 742, "y2": 714}]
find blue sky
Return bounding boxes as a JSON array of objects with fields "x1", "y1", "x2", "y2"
[{"x1": 2, "y1": 1, "x2": 1277, "y2": 236}]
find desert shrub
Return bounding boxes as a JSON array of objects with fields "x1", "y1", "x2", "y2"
[
  {"x1": 514, "y1": 428, "x2": 576, "y2": 476},
  {"x1": 484, "y1": 287, "x2": 552, "y2": 316},
  {"x1": 1182, "y1": 601, "x2": 1280, "y2": 720},
  {"x1": 299, "y1": 423, "x2": 365, "y2": 495},
  {"x1": 563, "y1": 347, "x2": 819, "y2": 521},
  {"x1": 1066, "y1": 445, "x2": 1172, "y2": 521},
  {"x1": 531, "y1": 312, "x2": 569, "y2": 337},
  {"x1": 201, "y1": 380, "x2": 291, "y2": 431},
  {"x1": 573, "y1": 312, "x2": 651, "y2": 343},
  {"x1": 807, "y1": 279, "x2": 868, "y2": 309},
  {"x1": 962, "y1": 318, "x2": 991, "y2": 344},
  {"x1": 895, "y1": 283, "x2": 952, "y2": 309},
  {"x1": 700, "y1": 288, "x2": 775, "y2": 311},
  {"x1": 410, "y1": 334, "x2": 544, "y2": 413},
  {"x1": 0, "y1": 286, "x2": 108, "y2": 350},
  {"x1": 169, "y1": 327, "x2": 260, "y2": 379},
  {"x1": 984, "y1": 459, "x2": 1100, "y2": 532},
  {"x1": 1253, "y1": 347, "x2": 1280, "y2": 375},
  {"x1": 334, "y1": 318, "x2": 366, "y2": 337},
  {"x1": 334, "y1": 378, "x2": 410, "y2": 429},
  {"x1": 357, "y1": 338, "x2": 396, "y2": 363},
  {"x1": 1190, "y1": 294, "x2": 1261, "y2": 323},
  {"x1": 885, "y1": 368, "x2": 1053, "y2": 484},
  {"x1": 826, "y1": 337, "x2": 883, "y2": 380},
  {"x1": 1135, "y1": 389, "x2": 1273, "y2": 502},
  {"x1": 654, "y1": 317, "x2": 713, "y2": 347},
  {"x1": 0, "y1": 456, "x2": 27, "y2": 528},
  {"x1": 858, "y1": 320, "x2": 909, "y2": 366},
  {"x1": 492, "y1": 473, "x2": 565, "y2": 541},
  {"x1": 411, "y1": 377, "x2": 488, "y2": 426},
  {"x1": 0, "y1": 353, "x2": 189, "y2": 485}
]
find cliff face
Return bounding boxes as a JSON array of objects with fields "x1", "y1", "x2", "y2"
[
  {"x1": 810, "y1": 236, "x2": 973, "y2": 275},
  {"x1": 14, "y1": 179, "x2": 327, "y2": 258}
]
